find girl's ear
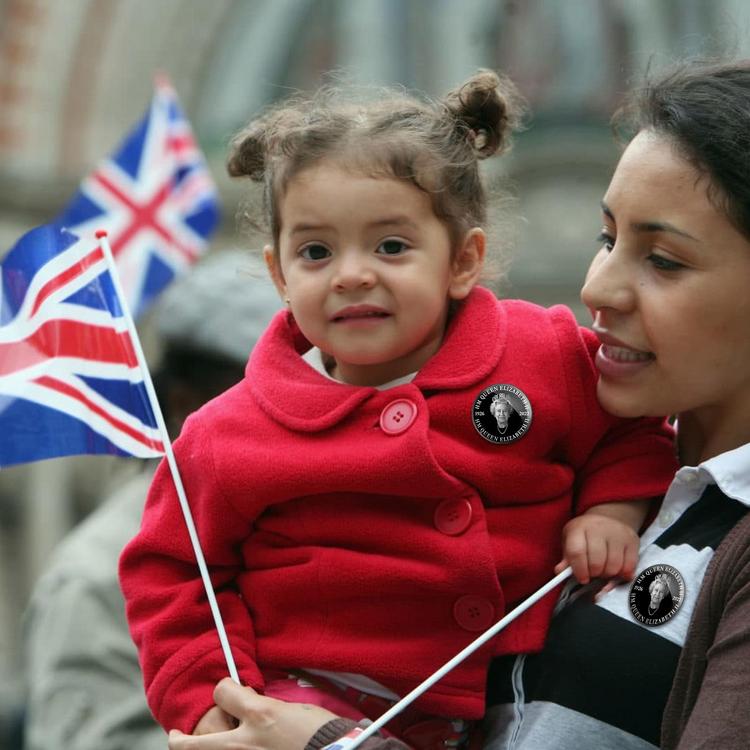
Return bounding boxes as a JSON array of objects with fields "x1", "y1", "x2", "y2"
[
  {"x1": 449, "y1": 228, "x2": 486, "y2": 300},
  {"x1": 264, "y1": 245, "x2": 287, "y2": 300}
]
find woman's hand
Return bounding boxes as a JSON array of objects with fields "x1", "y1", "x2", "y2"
[
  {"x1": 193, "y1": 704, "x2": 237, "y2": 735},
  {"x1": 168, "y1": 678, "x2": 338, "y2": 750}
]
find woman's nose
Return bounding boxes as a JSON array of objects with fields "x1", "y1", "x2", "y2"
[{"x1": 580, "y1": 247, "x2": 636, "y2": 314}]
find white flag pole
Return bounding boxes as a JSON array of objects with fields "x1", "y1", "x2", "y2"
[
  {"x1": 95, "y1": 230, "x2": 240, "y2": 684},
  {"x1": 340, "y1": 566, "x2": 573, "y2": 750}
]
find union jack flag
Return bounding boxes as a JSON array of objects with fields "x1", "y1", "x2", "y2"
[
  {"x1": 56, "y1": 74, "x2": 220, "y2": 319},
  {"x1": 0, "y1": 224, "x2": 165, "y2": 468}
]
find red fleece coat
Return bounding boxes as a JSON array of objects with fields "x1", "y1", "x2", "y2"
[{"x1": 119, "y1": 287, "x2": 677, "y2": 732}]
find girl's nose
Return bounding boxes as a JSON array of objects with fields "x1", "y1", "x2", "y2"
[
  {"x1": 332, "y1": 252, "x2": 376, "y2": 291},
  {"x1": 580, "y1": 247, "x2": 636, "y2": 315}
]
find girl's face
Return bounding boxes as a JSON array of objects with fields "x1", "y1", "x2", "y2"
[
  {"x1": 266, "y1": 163, "x2": 484, "y2": 386},
  {"x1": 581, "y1": 130, "x2": 750, "y2": 431}
]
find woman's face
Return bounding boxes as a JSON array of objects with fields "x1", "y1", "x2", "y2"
[
  {"x1": 581, "y1": 130, "x2": 750, "y2": 428},
  {"x1": 492, "y1": 399, "x2": 511, "y2": 427}
]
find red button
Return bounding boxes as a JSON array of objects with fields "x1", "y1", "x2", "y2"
[
  {"x1": 379, "y1": 399, "x2": 417, "y2": 435},
  {"x1": 453, "y1": 595, "x2": 495, "y2": 632},
  {"x1": 434, "y1": 498, "x2": 473, "y2": 535}
]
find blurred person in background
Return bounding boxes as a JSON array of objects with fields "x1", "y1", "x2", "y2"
[{"x1": 22, "y1": 250, "x2": 280, "y2": 750}]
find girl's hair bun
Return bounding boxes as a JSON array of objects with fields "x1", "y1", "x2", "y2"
[
  {"x1": 227, "y1": 121, "x2": 268, "y2": 181},
  {"x1": 444, "y1": 69, "x2": 527, "y2": 158},
  {"x1": 226, "y1": 67, "x2": 524, "y2": 275}
]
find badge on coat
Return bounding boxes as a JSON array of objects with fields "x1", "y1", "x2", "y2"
[
  {"x1": 628, "y1": 564, "x2": 685, "y2": 626},
  {"x1": 472, "y1": 384, "x2": 532, "y2": 444}
]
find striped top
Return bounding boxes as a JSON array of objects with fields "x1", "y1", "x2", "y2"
[{"x1": 484, "y1": 442, "x2": 750, "y2": 750}]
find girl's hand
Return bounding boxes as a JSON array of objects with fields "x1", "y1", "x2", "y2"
[
  {"x1": 168, "y1": 679, "x2": 338, "y2": 750},
  {"x1": 555, "y1": 512, "x2": 640, "y2": 585}
]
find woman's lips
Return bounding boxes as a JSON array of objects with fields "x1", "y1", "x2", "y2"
[{"x1": 595, "y1": 342, "x2": 655, "y2": 378}]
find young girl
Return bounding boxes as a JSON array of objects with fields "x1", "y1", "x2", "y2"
[{"x1": 120, "y1": 71, "x2": 676, "y2": 745}]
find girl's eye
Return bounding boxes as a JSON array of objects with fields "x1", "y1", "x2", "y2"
[
  {"x1": 595, "y1": 231, "x2": 615, "y2": 251},
  {"x1": 376, "y1": 239, "x2": 408, "y2": 256},
  {"x1": 648, "y1": 253, "x2": 685, "y2": 272},
  {"x1": 300, "y1": 244, "x2": 331, "y2": 261}
]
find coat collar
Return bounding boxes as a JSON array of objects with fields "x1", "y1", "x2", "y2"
[{"x1": 246, "y1": 285, "x2": 506, "y2": 432}]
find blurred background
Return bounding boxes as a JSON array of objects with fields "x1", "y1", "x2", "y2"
[{"x1": 2, "y1": 0, "x2": 750, "y2": 746}]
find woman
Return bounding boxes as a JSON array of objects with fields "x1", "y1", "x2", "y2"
[
  {"x1": 483, "y1": 58, "x2": 750, "y2": 750},
  {"x1": 168, "y1": 59, "x2": 750, "y2": 750}
]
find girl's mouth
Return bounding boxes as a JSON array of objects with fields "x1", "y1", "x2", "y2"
[{"x1": 331, "y1": 305, "x2": 390, "y2": 322}]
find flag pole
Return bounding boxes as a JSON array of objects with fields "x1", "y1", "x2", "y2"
[
  {"x1": 95, "y1": 230, "x2": 240, "y2": 684},
  {"x1": 340, "y1": 566, "x2": 573, "y2": 750}
]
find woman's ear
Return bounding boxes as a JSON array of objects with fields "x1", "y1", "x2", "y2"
[
  {"x1": 264, "y1": 245, "x2": 287, "y2": 301},
  {"x1": 449, "y1": 228, "x2": 486, "y2": 300}
]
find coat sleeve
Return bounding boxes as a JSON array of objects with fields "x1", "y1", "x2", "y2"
[
  {"x1": 307, "y1": 720, "x2": 412, "y2": 750},
  {"x1": 119, "y1": 412, "x2": 262, "y2": 734},
  {"x1": 550, "y1": 306, "x2": 677, "y2": 514},
  {"x1": 662, "y1": 513, "x2": 750, "y2": 749}
]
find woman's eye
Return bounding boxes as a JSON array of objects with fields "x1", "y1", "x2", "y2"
[
  {"x1": 300, "y1": 244, "x2": 331, "y2": 261},
  {"x1": 595, "y1": 231, "x2": 615, "y2": 251},
  {"x1": 376, "y1": 239, "x2": 408, "y2": 256},
  {"x1": 648, "y1": 253, "x2": 684, "y2": 271}
]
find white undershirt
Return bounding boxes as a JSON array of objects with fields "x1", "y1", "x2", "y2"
[{"x1": 301, "y1": 347, "x2": 416, "y2": 389}]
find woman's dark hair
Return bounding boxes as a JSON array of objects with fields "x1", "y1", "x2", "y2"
[
  {"x1": 227, "y1": 70, "x2": 526, "y2": 261},
  {"x1": 613, "y1": 60, "x2": 750, "y2": 239}
]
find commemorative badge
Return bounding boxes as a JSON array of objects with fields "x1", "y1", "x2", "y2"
[
  {"x1": 628, "y1": 564, "x2": 685, "y2": 626},
  {"x1": 472, "y1": 383, "x2": 532, "y2": 444}
]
